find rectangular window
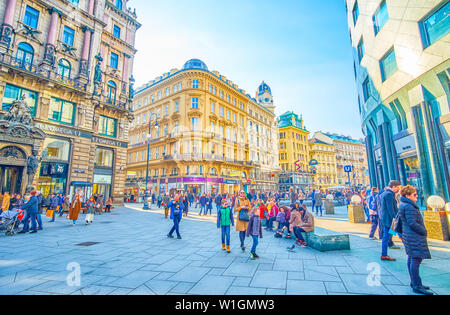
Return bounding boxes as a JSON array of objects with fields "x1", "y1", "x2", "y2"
[
  {"x1": 192, "y1": 118, "x2": 199, "y2": 131},
  {"x1": 192, "y1": 79, "x2": 199, "y2": 88},
  {"x1": 220, "y1": 107, "x2": 224, "y2": 117},
  {"x1": 192, "y1": 98, "x2": 199, "y2": 109},
  {"x1": 175, "y1": 101, "x2": 179, "y2": 112},
  {"x1": 62, "y1": 26, "x2": 75, "y2": 46},
  {"x1": 98, "y1": 116, "x2": 117, "y2": 138},
  {"x1": 2, "y1": 84, "x2": 38, "y2": 117},
  {"x1": 373, "y1": 0, "x2": 389, "y2": 35},
  {"x1": 380, "y1": 48, "x2": 397, "y2": 81},
  {"x1": 211, "y1": 102, "x2": 215, "y2": 113},
  {"x1": 362, "y1": 77, "x2": 372, "y2": 102},
  {"x1": 113, "y1": 25, "x2": 121, "y2": 38},
  {"x1": 352, "y1": 1, "x2": 359, "y2": 26},
  {"x1": 357, "y1": 39, "x2": 365, "y2": 63},
  {"x1": 48, "y1": 97, "x2": 75, "y2": 125},
  {"x1": 420, "y1": 1, "x2": 450, "y2": 48},
  {"x1": 110, "y1": 52, "x2": 118, "y2": 69},
  {"x1": 24, "y1": 6, "x2": 39, "y2": 29},
  {"x1": 95, "y1": 148, "x2": 114, "y2": 168}
]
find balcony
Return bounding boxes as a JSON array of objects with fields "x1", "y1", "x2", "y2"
[
  {"x1": 102, "y1": 96, "x2": 128, "y2": 111},
  {"x1": 0, "y1": 53, "x2": 88, "y2": 92}
]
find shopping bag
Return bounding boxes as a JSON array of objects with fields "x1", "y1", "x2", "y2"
[{"x1": 46, "y1": 210, "x2": 54, "y2": 218}]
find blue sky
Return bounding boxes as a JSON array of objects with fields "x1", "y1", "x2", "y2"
[{"x1": 131, "y1": 0, "x2": 362, "y2": 138}]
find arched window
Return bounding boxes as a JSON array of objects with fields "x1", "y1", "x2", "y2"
[
  {"x1": 16, "y1": 43, "x2": 34, "y2": 70},
  {"x1": 115, "y1": 0, "x2": 122, "y2": 10},
  {"x1": 56, "y1": 59, "x2": 71, "y2": 80},
  {"x1": 107, "y1": 80, "x2": 117, "y2": 104}
]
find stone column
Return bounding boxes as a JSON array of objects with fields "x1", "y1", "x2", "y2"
[
  {"x1": 88, "y1": 0, "x2": 95, "y2": 15},
  {"x1": 121, "y1": 53, "x2": 130, "y2": 94},
  {"x1": 0, "y1": 0, "x2": 17, "y2": 49},
  {"x1": 43, "y1": 8, "x2": 62, "y2": 65},
  {"x1": 79, "y1": 26, "x2": 94, "y2": 78}
]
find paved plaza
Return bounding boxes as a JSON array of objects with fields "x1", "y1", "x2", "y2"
[{"x1": 0, "y1": 204, "x2": 449, "y2": 295}]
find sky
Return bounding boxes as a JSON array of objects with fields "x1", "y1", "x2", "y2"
[{"x1": 130, "y1": 0, "x2": 363, "y2": 139}]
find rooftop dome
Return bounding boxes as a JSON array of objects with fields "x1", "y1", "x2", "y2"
[
  {"x1": 258, "y1": 81, "x2": 272, "y2": 96},
  {"x1": 183, "y1": 59, "x2": 209, "y2": 71}
]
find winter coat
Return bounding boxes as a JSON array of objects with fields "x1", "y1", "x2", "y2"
[
  {"x1": 234, "y1": 197, "x2": 251, "y2": 232},
  {"x1": 1, "y1": 194, "x2": 10, "y2": 211},
  {"x1": 269, "y1": 204, "x2": 279, "y2": 218},
  {"x1": 69, "y1": 199, "x2": 82, "y2": 220},
  {"x1": 86, "y1": 200, "x2": 95, "y2": 214},
  {"x1": 299, "y1": 210, "x2": 315, "y2": 233},
  {"x1": 21, "y1": 196, "x2": 38, "y2": 214},
  {"x1": 276, "y1": 211, "x2": 286, "y2": 224},
  {"x1": 63, "y1": 197, "x2": 70, "y2": 211},
  {"x1": 399, "y1": 197, "x2": 431, "y2": 260},
  {"x1": 246, "y1": 214, "x2": 263, "y2": 237},
  {"x1": 217, "y1": 206, "x2": 234, "y2": 227},
  {"x1": 36, "y1": 194, "x2": 44, "y2": 214},
  {"x1": 314, "y1": 193, "x2": 323, "y2": 207},
  {"x1": 289, "y1": 210, "x2": 302, "y2": 232},
  {"x1": 200, "y1": 196, "x2": 207, "y2": 206},
  {"x1": 168, "y1": 200, "x2": 183, "y2": 220},
  {"x1": 380, "y1": 189, "x2": 398, "y2": 228},
  {"x1": 50, "y1": 196, "x2": 59, "y2": 210}
]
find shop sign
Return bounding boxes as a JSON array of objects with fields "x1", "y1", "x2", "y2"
[
  {"x1": 93, "y1": 174, "x2": 112, "y2": 184},
  {"x1": 40, "y1": 162, "x2": 67, "y2": 176},
  {"x1": 394, "y1": 135, "x2": 416, "y2": 156},
  {"x1": 374, "y1": 148, "x2": 382, "y2": 161},
  {"x1": 36, "y1": 123, "x2": 92, "y2": 139},
  {"x1": 92, "y1": 136, "x2": 128, "y2": 148},
  {"x1": 224, "y1": 180, "x2": 240, "y2": 185}
]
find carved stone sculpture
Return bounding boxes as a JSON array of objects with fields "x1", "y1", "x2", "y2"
[{"x1": 5, "y1": 95, "x2": 32, "y2": 125}]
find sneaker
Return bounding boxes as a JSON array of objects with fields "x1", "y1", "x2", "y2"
[
  {"x1": 29, "y1": 230, "x2": 37, "y2": 234},
  {"x1": 249, "y1": 253, "x2": 256, "y2": 260},
  {"x1": 369, "y1": 237, "x2": 377, "y2": 240},
  {"x1": 167, "y1": 234, "x2": 174, "y2": 238},
  {"x1": 177, "y1": 236, "x2": 182, "y2": 240},
  {"x1": 411, "y1": 284, "x2": 431, "y2": 290},
  {"x1": 389, "y1": 245, "x2": 401, "y2": 250},
  {"x1": 287, "y1": 245, "x2": 295, "y2": 252},
  {"x1": 381, "y1": 256, "x2": 396, "y2": 261},
  {"x1": 253, "y1": 253, "x2": 260, "y2": 259},
  {"x1": 241, "y1": 246, "x2": 246, "y2": 252}
]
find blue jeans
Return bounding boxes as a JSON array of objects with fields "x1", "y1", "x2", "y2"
[
  {"x1": 169, "y1": 215, "x2": 181, "y2": 237},
  {"x1": 381, "y1": 225, "x2": 393, "y2": 257},
  {"x1": 216, "y1": 205, "x2": 221, "y2": 214},
  {"x1": 363, "y1": 206, "x2": 370, "y2": 221},
  {"x1": 267, "y1": 217, "x2": 276, "y2": 230},
  {"x1": 369, "y1": 215, "x2": 382, "y2": 238},
  {"x1": 294, "y1": 227, "x2": 306, "y2": 242},
  {"x1": 312, "y1": 200, "x2": 316, "y2": 209},
  {"x1": 251, "y1": 235, "x2": 259, "y2": 254},
  {"x1": 22, "y1": 212, "x2": 37, "y2": 232},
  {"x1": 200, "y1": 205, "x2": 206, "y2": 214},
  {"x1": 221, "y1": 226, "x2": 231, "y2": 245},
  {"x1": 407, "y1": 256, "x2": 423, "y2": 287},
  {"x1": 239, "y1": 231, "x2": 246, "y2": 247},
  {"x1": 315, "y1": 206, "x2": 322, "y2": 215},
  {"x1": 36, "y1": 214, "x2": 43, "y2": 229}
]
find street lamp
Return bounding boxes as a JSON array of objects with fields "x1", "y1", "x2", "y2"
[{"x1": 143, "y1": 113, "x2": 159, "y2": 210}]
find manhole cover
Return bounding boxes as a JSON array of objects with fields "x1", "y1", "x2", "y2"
[{"x1": 76, "y1": 242, "x2": 100, "y2": 247}]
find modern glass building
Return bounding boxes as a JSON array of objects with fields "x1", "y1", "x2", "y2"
[{"x1": 346, "y1": 0, "x2": 450, "y2": 203}]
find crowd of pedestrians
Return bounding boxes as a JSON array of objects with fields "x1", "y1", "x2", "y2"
[{"x1": 0, "y1": 190, "x2": 114, "y2": 233}]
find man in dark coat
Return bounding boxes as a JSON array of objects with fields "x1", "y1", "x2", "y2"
[
  {"x1": 380, "y1": 180, "x2": 401, "y2": 261},
  {"x1": 19, "y1": 191, "x2": 39, "y2": 234}
]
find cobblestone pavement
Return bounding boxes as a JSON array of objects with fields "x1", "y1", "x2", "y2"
[{"x1": 0, "y1": 204, "x2": 449, "y2": 295}]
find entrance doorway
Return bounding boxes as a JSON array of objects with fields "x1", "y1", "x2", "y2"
[{"x1": 0, "y1": 166, "x2": 23, "y2": 195}]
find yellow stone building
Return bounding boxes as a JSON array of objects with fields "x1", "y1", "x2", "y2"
[
  {"x1": 277, "y1": 111, "x2": 312, "y2": 193},
  {"x1": 308, "y1": 138, "x2": 338, "y2": 190},
  {"x1": 126, "y1": 59, "x2": 279, "y2": 197},
  {"x1": 314, "y1": 131, "x2": 369, "y2": 188}
]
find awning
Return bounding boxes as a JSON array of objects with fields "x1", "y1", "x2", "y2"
[{"x1": 70, "y1": 181, "x2": 92, "y2": 186}]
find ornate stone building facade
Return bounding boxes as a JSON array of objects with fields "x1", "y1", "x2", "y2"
[
  {"x1": 0, "y1": 0, "x2": 140, "y2": 204},
  {"x1": 308, "y1": 138, "x2": 338, "y2": 190},
  {"x1": 126, "y1": 59, "x2": 279, "y2": 197}
]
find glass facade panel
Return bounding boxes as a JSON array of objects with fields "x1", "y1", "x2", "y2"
[
  {"x1": 380, "y1": 48, "x2": 398, "y2": 81},
  {"x1": 373, "y1": 0, "x2": 389, "y2": 35},
  {"x1": 420, "y1": 1, "x2": 450, "y2": 48}
]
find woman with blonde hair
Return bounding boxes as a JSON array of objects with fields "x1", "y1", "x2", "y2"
[{"x1": 234, "y1": 190, "x2": 251, "y2": 251}]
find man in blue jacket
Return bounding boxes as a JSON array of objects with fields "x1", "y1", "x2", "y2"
[
  {"x1": 199, "y1": 193, "x2": 207, "y2": 215},
  {"x1": 19, "y1": 191, "x2": 39, "y2": 234},
  {"x1": 167, "y1": 194, "x2": 184, "y2": 239},
  {"x1": 380, "y1": 180, "x2": 401, "y2": 261}
]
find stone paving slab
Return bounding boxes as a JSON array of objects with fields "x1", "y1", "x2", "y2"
[{"x1": 0, "y1": 204, "x2": 448, "y2": 295}]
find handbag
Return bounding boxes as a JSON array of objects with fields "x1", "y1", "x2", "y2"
[
  {"x1": 237, "y1": 200, "x2": 249, "y2": 222},
  {"x1": 46, "y1": 210, "x2": 54, "y2": 218},
  {"x1": 391, "y1": 212, "x2": 402, "y2": 234}
]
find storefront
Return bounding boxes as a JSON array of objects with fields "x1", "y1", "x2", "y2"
[
  {"x1": 36, "y1": 136, "x2": 71, "y2": 196},
  {"x1": 93, "y1": 147, "x2": 114, "y2": 201},
  {"x1": 69, "y1": 181, "x2": 92, "y2": 204}
]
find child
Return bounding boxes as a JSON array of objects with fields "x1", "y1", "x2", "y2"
[
  {"x1": 274, "y1": 207, "x2": 287, "y2": 238},
  {"x1": 85, "y1": 197, "x2": 95, "y2": 225},
  {"x1": 246, "y1": 207, "x2": 263, "y2": 260},
  {"x1": 266, "y1": 200, "x2": 279, "y2": 231},
  {"x1": 217, "y1": 199, "x2": 234, "y2": 253}
]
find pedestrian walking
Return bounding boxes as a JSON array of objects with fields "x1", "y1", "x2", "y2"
[
  {"x1": 217, "y1": 199, "x2": 234, "y2": 253},
  {"x1": 314, "y1": 190, "x2": 323, "y2": 216},
  {"x1": 246, "y1": 207, "x2": 263, "y2": 260},
  {"x1": 85, "y1": 196, "x2": 96, "y2": 225},
  {"x1": 163, "y1": 193, "x2": 171, "y2": 218},
  {"x1": 36, "y1": 191, "x2": 44, "y2": 230},
  {"x1": 398, "y1": 186, "x2": 433, "y2": 295},
  {"x1": 367, "y1": 188, "x2": 382, "y2": 240},
  {"x1": 234, "y1": 190, "x2": 251, "y2": 251},
  {"x1": 380, "y1": 180, "x2": 401, "y2": 261},
  {"x1": 105, "y1": 197, "x2": 113, "y2": 213},
  {"x1": 167, "y1": 194, "x2": 183, "y2": 239},
  {"x1": 18, "y1": 191, "x2": 39, "y2": 234},
  {"x1": 69, "y1": 194, "x2": 82, "y2": 226}
]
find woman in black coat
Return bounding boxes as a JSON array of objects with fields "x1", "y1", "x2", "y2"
[{"x1": 398, "y1": 185, "x2": 433, "y2": 295}]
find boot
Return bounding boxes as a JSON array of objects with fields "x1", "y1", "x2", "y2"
[
  {"x1": 222, "y1": 243, "x2": 226, "y2": 251},
  {"x1": 227, "y1": 245, "x2": 230, "y2": 253}
]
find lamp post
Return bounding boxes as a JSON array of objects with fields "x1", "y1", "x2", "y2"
[{"x1": 143, "y1": 113, "x2": 159, "y2": 210}]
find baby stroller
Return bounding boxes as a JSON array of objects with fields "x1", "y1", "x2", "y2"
[{"x1": 0, "y1": 210, "x2": 22, "y2": 236}]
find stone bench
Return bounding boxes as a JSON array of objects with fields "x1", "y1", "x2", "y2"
[{"x1": 301, "y1": 227, "x2": 350, "y2": 252}]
